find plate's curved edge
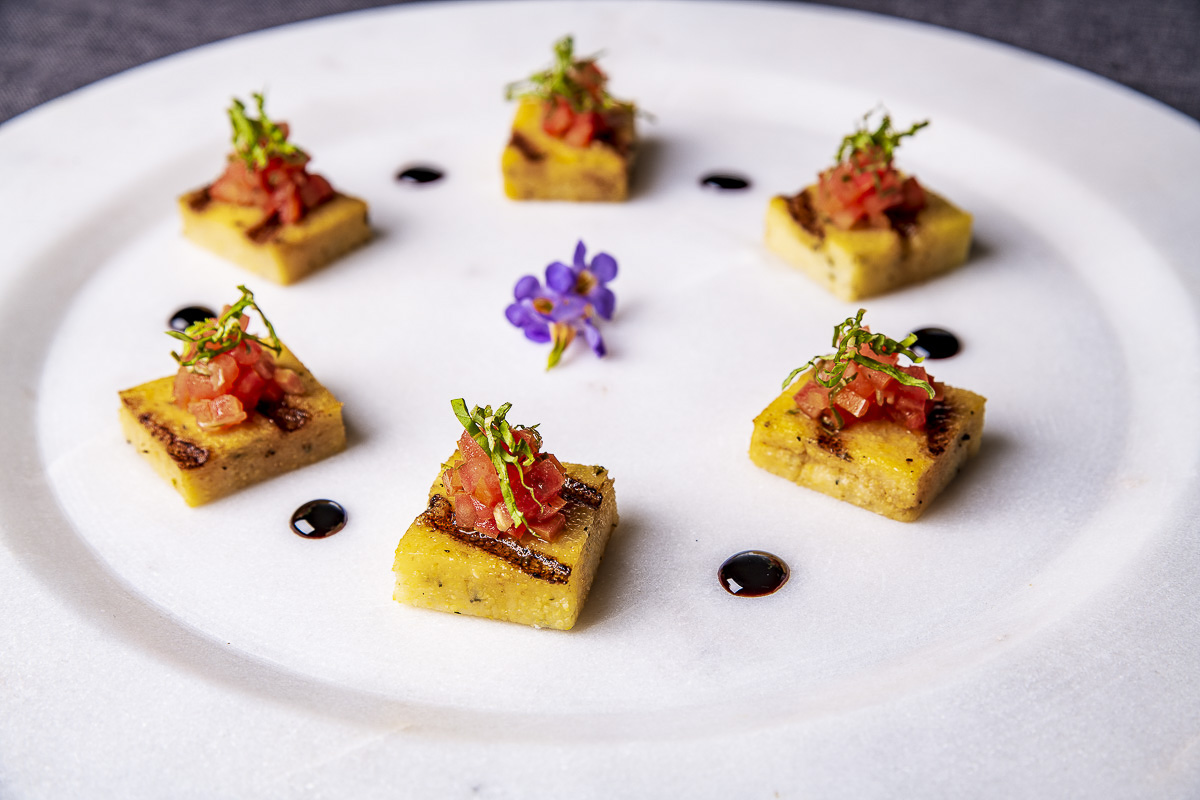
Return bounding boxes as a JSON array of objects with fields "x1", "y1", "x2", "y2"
[{"x1": 2, "y1": 2, "x2": 1200, "y2": 798}]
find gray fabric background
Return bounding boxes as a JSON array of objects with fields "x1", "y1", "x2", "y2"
[{"x1": 1, "y1": 0, "x2": 1198, "y2": 125}]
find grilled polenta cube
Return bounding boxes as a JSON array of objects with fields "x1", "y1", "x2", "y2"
[
  {"x1": 766, "y1": 111, "x2": 971, "y2": 300},
  {"x1": 394, "y1": 400, "x2": 618, "y2": 630},
  {"x1": 120, "y1": 288, "x2": 345, "y2": 506},
  {"x1": 394, "y1": 458, "x2": 617, "y2": 630},
  {"x1": 180, "y1": 92, "x2": 370, "y2": 284},
  {"x1": 751, "y1": 309, "x2": 984, "y2": 521},
  {"x1": 765, "y1": 188, "x2": 972, "y2": 301},
  {"x1": 502, "y1": 98, "x2": 635, "y2": 202},
  {"x1": 120, "y1": 344, "x2": 345, "y2": 506},
  {"x1": 179, "y1": 189, "x2": 370, "y2": 285},
  {"x1": 502, "y1": 36, "x2": 637, "y2": 202},
  {"x1": 750, "y1": 375, "x2": 983, "y2": 521}
]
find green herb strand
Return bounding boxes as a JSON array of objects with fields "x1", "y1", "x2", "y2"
[
  {"x1": 782, "y1": 309, "x2": 934, "y2": 430},
  {"x1": 504, "y1": 34, "x2": 635, "y2": 116},
  {"x1": 166, "y1": 285, "x2": 281, "y2": 368},
  {"x1": 834, "y1": 109, "x2": 929, "y2": 166},
  {"x1": 451, "y1": 399, "x2": 546, "y2": 534},
  {"x1": 228, "y1": 92, "x2": 302, "y2": 170}
]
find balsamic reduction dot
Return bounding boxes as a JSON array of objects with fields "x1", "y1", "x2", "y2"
[
  {"x1": 911, "y1": 327, "x2": 962, "y2": 360},
  {"x1": 396, "y1": 165, "x2": 445, "y2": 184},
  {"x1": 718, "y1": 550, "x2": 789, "y2": 597},
  {"x1": 169, "y1": 306, "x2": 217, "y2": 332},
  {"x1": 291, "y1": 499, "x2": 347, "y2": 539},
  {"x1": 700, "y1": 173, "x2": 751, "y2": 191}
]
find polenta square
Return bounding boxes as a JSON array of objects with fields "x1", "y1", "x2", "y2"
[
  {"x1": 393, "y1": 400, "x2": 618, "y2": 630},
  {"x1": 179, "y1": 92, "x2": 371, "y2": 284},
  {"x1": 119, "y1": 344, "x2": 346, "y2": 506},
  {"x1": 750, "y1": 309, "x2": 984, "y2": 521},
  {"x1": 502, "y1": 36, "x2": 638, "y2": 202},
  {"x1": 119, "y1": 287, "x2": 345, "y2": 506},
  {"x1": 501, "y1": 98, "x2": 636, "y2": 202},
  {"x1": 393, "y1": 459, "x2": 618, "y2": 630},
  {"x1": 180, "y1": 189, "x2": 370, "y2": 285},
  {"x1": 765, "y1": 110, "x2": 972, "y2": 300},
  {"x1": 765, "y1": 188, "x2": 972, "y2": 301},
  {"x1": 750, "y1": 376, "x2": 984, "y2": 521}
]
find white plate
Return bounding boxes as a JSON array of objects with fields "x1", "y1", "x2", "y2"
[{"x1": 3, "y1": 2, "x2": 1199, "y2": 797}]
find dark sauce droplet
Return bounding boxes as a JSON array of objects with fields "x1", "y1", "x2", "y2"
[
  {"x1": 396, "y1": 165, "x2": 444, "y2": 184},
  {"x1": 700, "y1": 173, "x2": 751, "y2": 191},
  {"x1": 291, "y1": 499, "x2": 347, "y2": 539},
  {"x1": 911, "y1": 327, "x2": 962, "y2": 360},
  {"x1": 719, "y1": 550, "x2": 789, "y2": 597},
  {"x1": 169, "y1": 306, "x2": 217, "y2": 332}
]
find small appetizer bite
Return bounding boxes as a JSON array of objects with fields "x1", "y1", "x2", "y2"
[
  {"x1": 393, "y1": 400, "x2": 618, "y2": 630},
  {"x1": 749, "y1": 310, "x2": 984, "y2": 521},
  {"x1": 505, "y1": 240, "x2": 618, "y2": 369},
  {"x1": 502, "y1": 36, "x2": 638, "y2": 202},
  {"x1": 119, "y1": 286, "x2": 346, "y2": 506},
  {"x1": 179, "y1": 93, "x2": 370, "y2": 285},
  {"x1": 765, "y1": 111, "x2": 972, "y2": 300}
]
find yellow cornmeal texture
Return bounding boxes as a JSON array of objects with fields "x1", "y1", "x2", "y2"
[
  {"x1": 118, "y1": 345, "x2": 346, "y2": 506},
  {"x1": 764, "y1": 188, "x2": 972, "y2": 301},
  {"x1": 749, "y1": 373, "x2": 985, "y2": 521},
  {"x1": 393, "y1": 456, "x2": 618, "y2": 630},
  {"x1": 178, "y1": 191, "x2": 371, "y2": 285},
  {"x1": 501, "y1": 98, "x2": 636, "y2": 202}
]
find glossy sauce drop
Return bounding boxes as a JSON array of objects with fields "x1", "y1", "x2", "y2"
[
  {"x1": 718, "y1": 551, "x2": 789, "y2": 597},
  {"x1": 700, "y1": 173, "x2": 751, "y2": 191},
  {"x1": 911, "y1": 327, "x2": 961, "y2": 360},
  {"x1": 169, "y1": 306, "x2": 217, "y2": 331},
  {"x1": 395, "y1": 166, "x2": 445, "y2": 184},
  {"x1": 290, "y1": 500, "x2": 347, "y2": 538}
]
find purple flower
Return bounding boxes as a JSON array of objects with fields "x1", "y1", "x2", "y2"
[
  {"x1": 545, "y1": 240, "x2": 618, "y2": 321},
  {"x1": 504, "y1": 240, "x2": 619, "y2": 369}
]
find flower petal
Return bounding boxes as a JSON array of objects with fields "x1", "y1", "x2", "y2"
[
  {"x1": 572, "y1": 240, "x2": 587, "y2": 269},
  {"x1": 581, "y1": 318, "x2": 606, "y2": 358},
  {"x1": 505, "y1": 302, "x2": 532, "y2": 327},
  {"x1": 545, "y1": 261, "x2": 576, "y2": 294},
  {"x1": 523, "y1": 319, "x2": 551, "y2": 343},
  {"x1": 589, "y1": 252, "x2": 617, "y2": 282},
  {"x1": 514, "y1": 275, "x2": 541, "y2": 301},
  {"x1": 548, "y1": 294, "x2": 588, "y2": 322},
  {"x1": 589, "y1": 286, "x2": 616, "y2": 320}
]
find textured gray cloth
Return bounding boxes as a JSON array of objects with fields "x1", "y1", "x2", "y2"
[{"x1": 1, "y1": 0, "x2": 1197, "y2": 124}]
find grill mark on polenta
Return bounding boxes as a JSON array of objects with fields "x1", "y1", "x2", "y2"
[
  {"x1": 816, "y1": 431, "x2": 851, "y2": 462},
  {"x1": 129, "y1": 405, "x2": 210, "y2": 470},
  {"x1": 246, "y1": 214, "x2": 282, "y2": 244},
  {"x1": 510, "y1": 132, "x2": 545, "y2": 162},
  {"x1": 187, "y1": 187, "x2": 212, "y2": 212},
  {"x1": 258, "y1": 401, "x2": 311, "y2": 433},
  {"x1": 561, "y1": 476, "x2": 603, "y2": 509},
  {"x1": 420, "y1": 495, "x2": 572, "y2": 584},
  {"x1": 925, "y1": 402, "x2": 954, "y2": 456},
  {"x1": 785, "y1": 189, "x2": 824, "y2": 240}
]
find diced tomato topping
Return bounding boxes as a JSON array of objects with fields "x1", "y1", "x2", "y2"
[
  {"x1": 273, "y1": 368, "x2": 305, "y2": 395},
  {"x1": 563, "y1": 111, "x2": 602, "y2": 148},
  {"x1": 188, "y1": 395, "x2": 247, "y2": 430},
  {"x1": 527, "y1": 513, "x2": 566, "y2": 541},
  {"x1": 443, "y1": 427, "x2": 569, "y2": 542},
  {"x1": 172, "y1": 322, "x2": 301, "y2": 430},
  {"x1": 231, "y1": 368, "x2": 267, "y2": 411},
  {"x1": 793, "y1": 338, "x2": 942, "y2": 430},
  {"x1": 453, "y1": 494, "x2": 478, "y2": 529},
  {"x1": 542, "y1": 96, "x2": 575, "y2": 137},
  {"x1": 812, "y1": 146, "x2": 927, "y2": 230},
  {"x1": 230, "y1": 339, "x2": 261, "y2": 365},
  {"x1": 541, "y1": 96, "x2": 611, "y2": 147},
  {"x1": 209, "y1": 149, "x2": 334, "y2": 225}
]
